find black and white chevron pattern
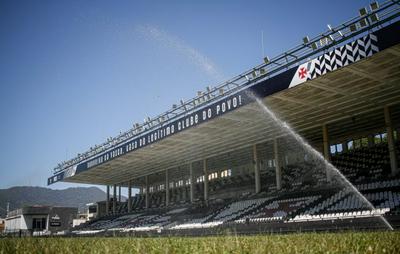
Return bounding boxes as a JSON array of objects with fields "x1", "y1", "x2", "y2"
[{"x1": 309, "y1": 34, "x2": 379, "y2": 79}]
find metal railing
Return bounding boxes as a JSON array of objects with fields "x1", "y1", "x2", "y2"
[{"x1": 52, "y1": 0, "x2": 400, "y2": 175}]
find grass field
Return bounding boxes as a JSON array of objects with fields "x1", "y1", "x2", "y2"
[{"x1": 1, "y1": 231, "x2": 400, "y2": 254}]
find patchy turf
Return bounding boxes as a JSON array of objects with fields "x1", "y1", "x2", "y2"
[{"x1": 1, "y1": 231, "x2": 400, "y2": 254}]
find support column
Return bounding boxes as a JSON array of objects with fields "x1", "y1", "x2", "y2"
[
  {"x1": 145, "y1": 176, "x2": 149, "y2": 209},
  {"x1": 385, "y1": 106, "x2": 398, "y2": 175},
  {"x1": 128, "y1": 181, "x2": 132, "y2": 213},
  {"x1": 189, "y1": 163, "x2": 194, "y2": 203},
  {"x1": 106, "y1": 185, "x2": 110, "y2": 215},
  {"x1": 253, "y1": 144, "x2": 261, "y2": 193},
  {"x1": 203, "y1": 159, "x2": 208, "y2": 204},
  {"x1": 118, "y1": 186, "x2": 121, "y2": 202},
  {"x1": 322, "y1": 124, "x2": 332, "y2": 182},
  {"x1": 342, "y1": 141, "x2": 348, "y2": 152},
  {"x1": 113, "y1": 184, "x2": 117, "y2": 214},
  {"x1": 165, "y1": 169, "x2": 170, "y2": 207},
  {"x1": 274, "y1": 139, "x2": 282, "y2": 190}
]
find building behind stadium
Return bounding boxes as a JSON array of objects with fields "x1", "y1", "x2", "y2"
[{"x1": 4, "y1": 206, "x2": 77, "y2": 236}]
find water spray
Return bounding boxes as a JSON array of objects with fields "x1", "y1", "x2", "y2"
[{"x1": 247, "y1": 91, "x2": 393, "y2": 231}]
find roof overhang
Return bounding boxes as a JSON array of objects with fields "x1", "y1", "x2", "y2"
[{"x1": 48, "y1": 21, "x2": 400, "y2": 187}]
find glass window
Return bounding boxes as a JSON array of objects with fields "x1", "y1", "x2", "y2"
[
  {"x1": 336, "y1": 143, "x2": 343, "y2": 153},
  {"x1": 347, "y1": 140, "x2": 353, "y2": 150},
  {"x1": 330, "y1": 145, "x2": 336, "y2": 154}
]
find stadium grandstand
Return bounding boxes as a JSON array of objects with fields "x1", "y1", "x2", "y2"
[{"x1": 48, "y1": 1, "x2": 400, "y2": 236}]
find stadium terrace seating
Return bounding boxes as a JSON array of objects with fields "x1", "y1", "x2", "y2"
[
  {"x1": 289, "y1": 208, "x2": 390, "y2": 222},
  {"x1": 209, "y1": 173, "x2": 255, "y2": 197},
  {"x1": 209, "y1": 198, "x2": 269, "y2": 222},
  {"x1": 169, "y1": 221, "x2": 223, "y2": 230},
  {"x1": 74, "y1": 177, "x2": 400, "y2": 234},
  {"x1": 331, "y1": 143, "x2": 392, "y2": 183},
  {"x1": 246, "y1": 196, "x2": 321, "y2": 221},
  {"x1": 73, "y1": 142, "x2": 400, "y2": 235},
  {"x1": 280, "y1": 162, "x2": 327, "y2": 192}
]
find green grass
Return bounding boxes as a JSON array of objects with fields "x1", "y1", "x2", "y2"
[{"x1": 1, "y1": 231, "x2": 400, "y2": 254}]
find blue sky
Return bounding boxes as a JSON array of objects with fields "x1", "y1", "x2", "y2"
[{"x1": 0, "y1": 0, "x2": 370, "y2": 191}]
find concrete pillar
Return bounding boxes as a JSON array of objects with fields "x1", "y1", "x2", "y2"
[
  {"x1": 274, "y1": 139, "x2": 282, "y2": 190},
  {"x1": 118, "y1": 186, "x2": 121, "y2": 202},
  {"x1": 145, "y1": 176, "x2": 149, "y2": 209},
  {"x1": 128, "y1": 180, "x2": 132, "y2": 213},
  {"x1": 165, "y1": 169, "x2": 170, "y2": 207},
  {"x1": 182, "y1": 187, "x2": 186, "y2": 201},
  {"x1": 113, "y1": 184, "x2": 117, "y2": 214},
  {"x1": 342, "y1": 141, "x2": 348, "y2": 152},
  {"x1": 322, "y1": 124, "x2": 332, "y2": 182},
  {"x1": 384, "y1": 106, "x2": 398, "y2": 175},
  {"x1": 189, "y1": 163, "x2": 194, "y2": 203},
  {"x1": 253, "y1": 144, "x2": 261, "y2": 193},
  {"x1": 106, "y1": 185, "x2": 110, "y2": 215},
  {"x1": 203, "y1": 159, "x2": 208, "y2": 204}
]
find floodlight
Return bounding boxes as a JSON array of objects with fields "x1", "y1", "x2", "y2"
[
  {"x1": 360, "y1": 18, "x2": 368, "y2": 27},
  {"x1": 259, "y1": 68, "x2": 266, "y2": 75},
  {"x1": 349, "y1": 24, "x2": 357, "y2": 32},
  {"x1": 329, "y1": 35, "x2": 334, "y2": 41},
  {"x1": 252, "y1": 70, "x2": 257, "y2": 78},
  {"x1": 320, "y1": 37, "x2": 328, "y2": 46},
  {"x1": 359, "y1": 7, "x2": 368, "y2": 17},
  {"x1": 197, "y1": 91, "x2": 203, "y2": 97},
  {"x1": 219, "y1": 88, "x2": 224, "y2": 95},
  {"x1": 370, "y1": 13, "x2": 379, "y2": 23},
  {"x1": 263, "y1": 56, "x2": 270, "y2": 64},
  {"x1": 172, "y1": 104, "x2": 177, "y2": 109},
  {"x1": 327, "y1": 24, "x2": 333, "y2": 31},
  {"x1": 303, "y1": 36, "x2": 310, "y2": 44},
  {"x1": 180, "y1": 99, "x2": 187, "y2": 110},
  {"x1": 206, "y1": 86, "x2": 211, "y2": 92},
  {"x1": 245, "y1": 75, "x2": 250, "y2": 81},
  {"x1": 338, "y1": 30, "x2": 344, "y2": 37},
  {"x1": 370, "y1": 2, "x2": 379, "y2": 11},
  {"x1": 311, "y1": 42, "x2": 318, "y2": 50},
  {"x1": 147, "y1": 117, "x2": 151, "y2": 122}
]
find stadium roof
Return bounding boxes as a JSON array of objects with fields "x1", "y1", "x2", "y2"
[{"x1": 48, "y1": 2, "x2": 400, "y2": 187}]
